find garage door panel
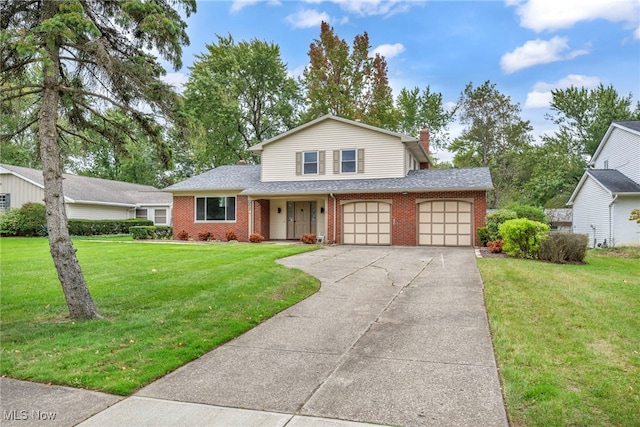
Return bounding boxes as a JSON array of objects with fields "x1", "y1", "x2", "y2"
[
  {"x1": 342, "y1": 201, "x2": 391, "y2": 246},
  {"x1": 418, "y1": 200, "x2": 473, "y2": 247}
]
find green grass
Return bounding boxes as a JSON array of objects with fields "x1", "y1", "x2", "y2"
[
  {"x1": 479, "y1": 249, "x2": 640, "y2": 427},
  {"x1": 0, "y1": 238, "x2": 320, "y2": 395}
]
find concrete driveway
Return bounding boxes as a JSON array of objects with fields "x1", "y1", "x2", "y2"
[
  {"x1": 1, "y1": 246, "x2": 507, "y2": 426},
  {"x1": 134, "y1": 246, "x2": 508, "y2": 426}
]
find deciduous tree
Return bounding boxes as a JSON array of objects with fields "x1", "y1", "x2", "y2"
[
  {"x1": 1, "y1": 0, "x2": 195, "y2": 319},
  {"x1": 449, "y1": 81, "x2": 532, "y2": 207},
  {"x1": 184, "y1": 35, "x2": 301, "y2": 170},
  {"x1": 301, "y1": 21, "x2": 395, "y2": 128},
  {"x1": 395, "y1": 86, "x2": 455, "y2": 150},
  {"x1": 547, "y1": 84, "x2": 640, "y2": 157}
]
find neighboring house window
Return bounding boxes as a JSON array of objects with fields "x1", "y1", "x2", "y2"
[
  {"x1": 603, "y1": 160, "x2": 609, "y2": 169},
  {"x1": 136, "y1": 209, "x2": 148, "y2": 219},
  {"x1": 341, "y1": 149, "x2": 357, "y2": 173},
  {"x1": 303, "y1": 151, "x2": 318, "y2": 175},
  {"x1": 195, "y1": 197, "x2": 236, "y2": 221},
  {"x1": 154, "y1": 209, "x2": 167, "y2": 224},
  {"x1": 0, "y1": 194, "x2": 10, "y2": 211}
]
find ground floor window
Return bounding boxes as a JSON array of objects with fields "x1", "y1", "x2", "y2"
[
  {"x1": 196, "y1": 197, "x2": 236, "y2": 221},
  {"x1": 0, "y1": 194, "x2": 10, "y2": 210},
  {"x1": 154, "y1": 209, "x2": 167, "y2": 224},
  {"x1": 136, "y1": 208, "x2": 148, "y2": 219}
]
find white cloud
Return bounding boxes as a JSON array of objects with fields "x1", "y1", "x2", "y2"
[
  {"x1": 372, "y1": 43, "x2": 405, "y2": 59},
  {"x1": 303, "y1": 0, "x2": 423, "y2": 17},
  {"x1": 231, "y1": 0, "x2": 281, "y2": 13},
  {"x1": 288, "y1": 64, "x2": 307, "y2": 79},
  {"x1": 524, "y1": 74, "x2": 601, "y2": 109},
  {"x1": 286, "y1": 9, "x2": 331, "y2": 28},
  {"x1": 230, "y1": 0, "x2": 260, "y2": 13},
  {"x1": 500, "y1": 36, "x2": 588, "y2": 74},
  {"x1": 635, "y1": 26, "x2": 640, "y2": 39},
  {"x1": 161, "y1": 72, "x2": 189, "y2": 93},
  {"x1": 510, "y1": 0, "x2": 639, "y2": 32}
]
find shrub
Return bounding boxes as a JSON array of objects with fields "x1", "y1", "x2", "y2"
[
  {"x1": 130, "y1": 226, "x2": 172, "y2": 240},
  {"x1": 301, "y1": 233, "x2": 317, "y2": 244},
  {"x1": 249, "y1": 233, "x2": 264, "y2": 243},
  {"x1": 500, "y1": 218, "x2": 550, "y2": 259},
  {"x1": 486, "y1": 239, "x2": 504, "y2": 253},
  {"x1": 504, "y1": 203, "x2": 548, "y2": 224},
  {"x1": 486, "y1": 209, "x2": 518, "y2": 241},
  {"x1": 477, "y1": 227, "x2": 490, "y2": 247},
  {"x1": 16, "y1": 202, "x2": 48, "y2": 237},
  {"x1": 226, "y1": 230, "x2": 238, "y2": 241},
  {"x1": 0, "y1": 209, "x2": 22, "y2": 236},
  {"x1": 68, "y1": 218, "x2": 152, "y2": 236},
  {"x1": 538, "y1": 232, "x2": 589, "y2": 263},
  {"x1": 198, "y1": 231, "x2": 213, "y2": 241},
  {"x1": 177, "y1": 230, "x2": 189, "y2": 241}
]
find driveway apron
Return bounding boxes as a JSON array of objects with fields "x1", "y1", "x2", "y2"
[{"x1": 136, "y1": 246, "x2": 508, "y2": 427}]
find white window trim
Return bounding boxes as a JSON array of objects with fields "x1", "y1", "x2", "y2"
[
  {"x1": 303, "y1": 151, "x2": 319, "y2": 175},
  {"x1": 194, "y1": 196, "x2": 237, "y2": 223},
  {"x1": 341, "y1": 149, "x2": 357, "y2": 174}
]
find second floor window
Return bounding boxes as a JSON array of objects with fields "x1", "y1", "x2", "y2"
[
  {"x1": 304, "y1": 151, "x2": 318, "y2": 174},
  {"x1": 341, "y1": 149, "x2": 356, "y2": 173}
]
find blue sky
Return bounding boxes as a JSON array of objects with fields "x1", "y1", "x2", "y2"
[{"x1": 164, "y1": 0, "x2": 640, "y2": 160}]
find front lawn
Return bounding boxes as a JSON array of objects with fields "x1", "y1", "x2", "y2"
[
  {"x1": 0, "y1": 238, "x2": 320, "y2": 395},
  {"x1": 480, "y1": 249, "x2": 640, "y2": 426}
]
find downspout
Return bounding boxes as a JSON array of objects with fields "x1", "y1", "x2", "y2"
[
  {"x1": 609, "y1": 194, "x2": 618, "y2": 247},
  {"x1": 330, "y1": 193, "x2": 337, "y2": 244}
]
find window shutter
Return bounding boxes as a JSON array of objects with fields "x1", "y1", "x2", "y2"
[
  {"x1": 5, "y1": 194, "x2": 10, "y2": 209},
  {"x1": 357, "y1": 148, "x2": 365, "y2": 173},
  {"x1": 319, "y1": 150, "x2": 326, "y2": 175},
  {"x1": 333, "y1": 150, "x2": 340, "y2": 174},
  {"x1": 295, "y1": 152, "x2": 302, "y2": 176}
]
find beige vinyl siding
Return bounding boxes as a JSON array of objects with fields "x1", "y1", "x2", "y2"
[
  {"x1": 66, "y1": 203, "x2": 133, "y2": 220},
  {"x1": 0, "y1": 174, "x2": 45, "y2": 208},
  {"x1": 572, "y1": 177, "x2": 611, "y2": 247},
  {"x1": 269, "y1": 199, "x2": 287, "y2": 239},
  {"x1": 260, "y1": 119, "x2": 405, "y2": 182},
  {"x1": 594, "y1": 127, "x2": 640, "y2": 183}
]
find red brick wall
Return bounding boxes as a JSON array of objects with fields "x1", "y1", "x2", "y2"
[
  {"x1": 253, "y1": 199, "x2": 270, "y2": 240},
  {"x1": 327, "y1": 191, "x2": 487, "y2": 246},
  {"x1": 172, "y1": 195, "x2": 249, "y2": 241}
]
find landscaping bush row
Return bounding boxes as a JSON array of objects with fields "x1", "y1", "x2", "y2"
[
  {"x1": 130, "y1": 226, "x2": 173, "y2": 240},
  {"x1": 68, "y1": 218, "x2": 153, "y2": 236}
]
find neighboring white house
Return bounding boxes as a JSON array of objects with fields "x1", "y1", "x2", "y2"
[
  {"x1": 0, "y1": 164, "x2": 172, "y2": 225},
  {"x1": 568, "y1": 121, "x2": 640, "y2": 247}
]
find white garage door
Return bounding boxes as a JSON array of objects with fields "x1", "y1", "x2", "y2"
[
  {"x1": 418, "y1": 200, "x2": 473, "y2": 246},
  {"x1": 343, "y1": 201, "x2": 391, "y2": 245}
]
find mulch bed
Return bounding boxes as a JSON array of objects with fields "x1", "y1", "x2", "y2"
[{"x1": 478, "y1": 247, "x2": 507, "y2": 258}]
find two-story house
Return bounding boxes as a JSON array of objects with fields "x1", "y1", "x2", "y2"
[
  {"x1": 166, "y1": 115, "x2": 493, "y2": 246},
  {"x1": 568, "y1": 121, "x2": 640, "y2": 247}
]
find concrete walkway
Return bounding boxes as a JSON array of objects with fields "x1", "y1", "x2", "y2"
[{"x1": 1, "y1": 246, "x2": 508, "y2": 427}]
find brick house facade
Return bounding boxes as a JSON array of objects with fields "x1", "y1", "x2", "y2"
[{"x1": 165, "y1": 115, "x2": 492, "y2": 246}]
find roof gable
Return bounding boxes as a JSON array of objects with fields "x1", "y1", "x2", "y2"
[
  {"x1": 568, "y1": 168, "x2": 640, "y2": 205},
  {"x1": 591, "y1": 121, "x2": 640, "y2": 163}
]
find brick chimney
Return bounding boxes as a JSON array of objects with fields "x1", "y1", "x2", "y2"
[{"x1": 419, "y1": 128, "x2": 430, "y2": 169}]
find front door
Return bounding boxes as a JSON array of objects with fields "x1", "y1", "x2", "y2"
[{"x1": 287, "y1": 201, "x2": 317, "y2": 239}]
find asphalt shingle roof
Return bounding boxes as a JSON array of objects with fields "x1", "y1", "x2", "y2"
[
  {"x1": 588, "y1": 169, "x2": 640, "y2": 193},
  {"x1": 1, "y1": 164, "x2": 172, "y2": 206},
  {"x1": 614, "y1": 120, "x2": 640, "y2": 133},
  {"x1": 163, "y1": 165, "x2": 493, "y2": 195}
]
